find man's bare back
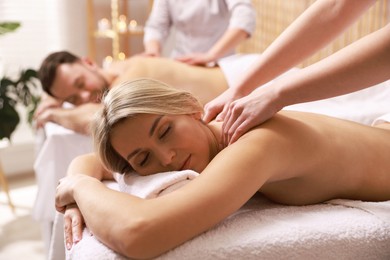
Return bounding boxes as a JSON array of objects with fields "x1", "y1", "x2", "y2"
[{"x1": 111, "y1": 56, "x2": 229, "y2": 104}]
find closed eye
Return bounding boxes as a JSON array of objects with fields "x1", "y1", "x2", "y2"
[
  {"x1": 139, "y1": 152, "x2": 150, "y2": 166},
  {"x1": 159, "y1": 125, "x2": 171, "y2": 139}
]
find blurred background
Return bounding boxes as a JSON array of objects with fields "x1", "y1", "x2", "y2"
[
  {"x1": 0, "y1": 0, "x2": 153, "y2": 175},
  {"x1": 0, "y1": 1, "x2": 153, "y2": 259}
]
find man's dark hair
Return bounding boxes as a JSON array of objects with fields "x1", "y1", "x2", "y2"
[{"x1": 38, "y1": 51, "x2": 80, "y2": 96}]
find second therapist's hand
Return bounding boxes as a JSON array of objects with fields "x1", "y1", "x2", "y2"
[
  {"x1": 222, "y1": 87, "x2": 283, "y2": 146},
  {"x1": 175, "y1": 52, "x2": 216, "y2": 66}
]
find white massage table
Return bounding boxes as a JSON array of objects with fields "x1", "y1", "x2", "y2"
[{"x1": 62, "y1": 171, "x2": 390, "y2": 260}]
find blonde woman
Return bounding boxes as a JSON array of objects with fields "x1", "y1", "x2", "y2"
[{"x1": 56, "y1": 79, "x2": 390, "y2": 259}]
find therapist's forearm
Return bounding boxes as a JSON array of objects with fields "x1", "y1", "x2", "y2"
[
  {"x1": 274, "y1": 24, "x2": 390, "y2": 108},
  {"x1": 144, "y1": 40, "x2": 161, "y2": 56},
  {"x1": 207, "y1": 28, "x2": 249, "y2": 60},
  {"x1": 233, "y1": 0, "x2": 376, "y2": 95}
]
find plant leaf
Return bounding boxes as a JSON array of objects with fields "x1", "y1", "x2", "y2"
[
  {"x1": 0, "y1": 22, "x2": 21, "y2": 36},
  {"x1": 0, "y1": 97, "x2": 20, "y2": 140}
]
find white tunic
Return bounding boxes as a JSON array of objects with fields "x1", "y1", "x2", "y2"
[{"x1": 143, "y1": 0, "x2": 256, "y2": 58}]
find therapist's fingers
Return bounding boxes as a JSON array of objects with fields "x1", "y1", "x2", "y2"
[
  {"x1": 203, "y1": 103, "x2": 223, "y2": 123},
  {"x1": 222, "y1": 102, "x2": 240, "y2": 146},
  {"x1": 228, "y1": 114, "x2": 259, "y2": 145},
  {"x1": 222, "y1": 99, "x2": 255, "y2": 146}
]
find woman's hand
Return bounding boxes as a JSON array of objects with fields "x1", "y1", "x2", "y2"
[
  {"x1": 64, "y1": 204, "x2": 87, "y2": 250},
  {"x1": 222, "y1": 86, "x2": 282, "y2": 145},
  {"x1": 55, "y1": 174, "x2": 96, "y2": 213}
]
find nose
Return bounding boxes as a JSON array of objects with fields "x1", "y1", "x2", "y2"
[
  {"x1": 79, "y1": 90, "x2": 92, "y2": 103},
  {"x1": 156, "y1": 146, "x2": 176, "y2": 167}
]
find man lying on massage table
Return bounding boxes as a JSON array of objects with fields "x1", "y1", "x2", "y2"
[{"x1": 34, "y1": 51, "x2": 229, "y2": 134}]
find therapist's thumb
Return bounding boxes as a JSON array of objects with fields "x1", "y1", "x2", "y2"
[{"x1": 203, "y1": 104, "x2": 222, "y2": 123}]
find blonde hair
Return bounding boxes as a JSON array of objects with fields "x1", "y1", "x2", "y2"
[{"x1": 93, "y1": 78, "x2": 203, "y2": 174}]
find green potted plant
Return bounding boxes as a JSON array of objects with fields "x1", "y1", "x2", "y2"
[{"x1": 0, "y1": 22, "x2": 41, "y2": 141}]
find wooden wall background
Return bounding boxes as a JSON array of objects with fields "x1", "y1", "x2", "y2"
[{"x1": 238, "y1": 0, "x2": 389, "y2": 67}]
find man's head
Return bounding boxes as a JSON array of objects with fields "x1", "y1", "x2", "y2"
[{"x1": 38, "y1": 51, "x2": 109, "y2": 106}]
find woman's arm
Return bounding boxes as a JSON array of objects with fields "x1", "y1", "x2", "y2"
[
  {"x1": 60, "y1": 153, "x2": 114, "y2": 249},
  {"x1": 56, "y1": 134, "x2": 286, "y2": 258}
]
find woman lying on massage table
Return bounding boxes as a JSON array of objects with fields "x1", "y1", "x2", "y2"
[{"x1": 55, "y1": 78, "x2": 390, "y2": 259}]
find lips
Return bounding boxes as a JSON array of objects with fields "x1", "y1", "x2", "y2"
[{"x1": 180, "y1": 155, "x2": 191, "y2": 171}]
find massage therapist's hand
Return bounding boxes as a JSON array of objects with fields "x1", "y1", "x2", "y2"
[
  {"x1": 222, "y1": 86, "x2": 283, "y2": 145},
  {"x1": 203, "y1": 87, "x2": 245, "y2": 124},
  {"x1": 64, "y1": 204, "x2": 85, "y2": 250},
  {"x1": 55, "y1": 174, "x2": 98, "y2": 213},
  {"x1": 175, "y1": 52, "x2": 216, "y2": 67}
]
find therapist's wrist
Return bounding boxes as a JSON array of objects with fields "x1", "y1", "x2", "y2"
[{"x1": 270, "y1": 81, "x2": 293, "y2": 112}]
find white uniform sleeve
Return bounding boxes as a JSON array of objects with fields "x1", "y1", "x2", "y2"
[
  {"x1": 143, "y1": 0, "x2": 171, "y2": 44},
  {"x1": 226, "y1": 0, "x2": 256, "y2": 37}
]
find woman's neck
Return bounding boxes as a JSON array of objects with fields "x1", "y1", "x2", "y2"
[{"x1": 205, "y1": 121, "x2": 223, "y2": 161}]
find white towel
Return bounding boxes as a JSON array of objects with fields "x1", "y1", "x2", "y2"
[
  {"x1": 372, "y1": 112, "x2": 390, "y2": 126},
  {"x1": 326, "y1": 199, "x2": 390, "y2": 225},
  {"x1": 113, "y1": 170, "x2": 199, "y2": 199},
  {"x1": 66, "y1": 193, "x2": 390, "y2": 260}
]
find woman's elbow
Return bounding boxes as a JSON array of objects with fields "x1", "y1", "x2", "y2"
[{"x1": 113, "y1": 217, "x2": 163, "y2": 259}]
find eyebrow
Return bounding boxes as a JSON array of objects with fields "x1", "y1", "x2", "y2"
[
  {"x1": 149, "y1": 115, "x2": 164, "y2": 137},
  {"x1": 126, "y1": 148, "x2": 141, "y2": 161},
  {"x1": 125, "y1": 115, "x2": 164, "y2": 161},
  {"x1": 73, "y1": 76, "x2": 82, "y2": 88}
]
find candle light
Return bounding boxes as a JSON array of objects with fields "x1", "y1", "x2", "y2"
[
  {"x1": 102, "y1": 55, "x2": 113, "y2": 69},
  {"x1": 117, "y1": 15, "x2": 127, "y2": 33},
  {"x1": 128, "y1": 19, "x2": 143, "y2": 32},
  {"x1": 97, "y1": 18, "x2": 110, "y2": 31},
  {"x1": 118, "y1": 52, "x2": 126, "y2": 61}
]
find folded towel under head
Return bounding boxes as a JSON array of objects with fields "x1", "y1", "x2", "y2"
[{"x1": 113, "y1": 170, "x2": 199, "y2": 199}]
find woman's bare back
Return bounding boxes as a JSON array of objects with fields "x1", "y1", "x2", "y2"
[{"x1": 240, "y1": 111, "x2": 390, "y2": 205}]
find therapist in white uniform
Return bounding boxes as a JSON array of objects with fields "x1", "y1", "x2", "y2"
[{"x1": 142, "y1": 0, "x2": 256, "y2": 66}]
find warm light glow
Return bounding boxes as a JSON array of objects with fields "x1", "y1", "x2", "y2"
[
  {"x1": 118, "y1": 52, "x2": 126, "y2": 60},
  {"x1": 97, "y1": 18, "x2": 110, "y2": 31},
  {"x1": 129, "y1": 19, "x2": 137, "y2": 28},
  {"x1": 117, "y1": 15, "x2": 127, "y2": 33},
  {"x1": 102, "y1": 55, "x2": 113, "y2": 69}
]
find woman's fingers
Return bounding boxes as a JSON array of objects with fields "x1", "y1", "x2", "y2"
[{"x1": 64, "y1": 205, "x2": 85, "y2": 250}]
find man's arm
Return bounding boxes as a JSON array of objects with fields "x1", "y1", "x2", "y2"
[{"x1": 35, "y1": 103, "x2": 101, "y2": 135}]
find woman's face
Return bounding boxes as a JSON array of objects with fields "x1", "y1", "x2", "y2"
[{"x1": 110, "y1": 113, "x2": 213, "y2": 176}]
